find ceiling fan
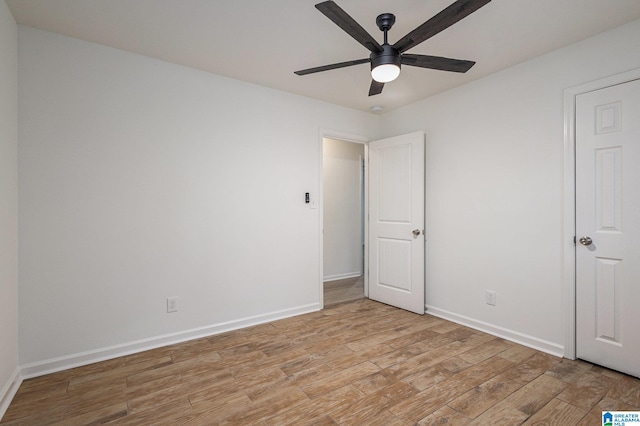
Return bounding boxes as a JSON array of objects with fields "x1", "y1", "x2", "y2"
[{"x1": 295, "y1": 0, "x2": 491, "y2": 96}]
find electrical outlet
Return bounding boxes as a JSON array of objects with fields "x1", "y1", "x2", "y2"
[
  {"x1": 485, "y1": 290, "x2": 496, "y2": 306},
  {"x1": 167, "y1": 297, "x2": 178, "y2": 313}
]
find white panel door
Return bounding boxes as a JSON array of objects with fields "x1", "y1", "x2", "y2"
[
  {"x1": 576, "y1": 78, "x2": 640, "y2": 377},
  {"x1": 369, "y1": 132, "x2": 425, "y2": 314}
]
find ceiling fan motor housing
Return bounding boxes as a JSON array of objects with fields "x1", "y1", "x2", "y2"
[{"x1": 370, "y1": 44, "x2": 401, "y2": 71}]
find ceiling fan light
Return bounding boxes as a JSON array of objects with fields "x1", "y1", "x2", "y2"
[
  {"x1": 371, "y1": 64, "x2": 400, "y2": 83},
  {"x1": 370, "y1": 44, "x2": 402, "y2": 83}
]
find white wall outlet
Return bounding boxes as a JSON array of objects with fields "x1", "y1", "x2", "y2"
[
  {"x1": 485, "y1": 290, "x2": 496, "y2": 306},
  {"x1": 167, "y1": 297, "x2": 178, "y2": 313}
]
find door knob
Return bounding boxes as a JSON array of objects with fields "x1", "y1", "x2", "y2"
[
  {"x1": 412, "y1": 229, "x2": 421, "y2": 237},
  {"x1": 579, "y1": 236, "x2": 593, "y2": 246}
]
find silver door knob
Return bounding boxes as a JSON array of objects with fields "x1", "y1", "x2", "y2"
[
  {"x1": 579, "y1": 236, "x2": 593, "y2": 246},
  {"x1": 412, "y1": 229, "x2": 421, "y2": 237}
]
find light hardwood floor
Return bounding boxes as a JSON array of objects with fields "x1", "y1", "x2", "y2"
[
  {"x1": 323, "y1": 275, "x2": 364, "y2": 307},
  {"x1": 2, "y1": 299, "x2": 639, "y2": 425}
]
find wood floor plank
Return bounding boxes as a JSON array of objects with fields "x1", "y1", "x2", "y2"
[
  {"x1": 466, "y1": 400, "x2": 529, "y2": 425},
  {"x1": 385, "y1": 328, "x2": 441, "y2": 349},
  {"x1": 0, "y1": 406, "x2": 66, "y2": 426},
  {"x1": 11, "y1": 379, "x2": 68, "y2": 401},
  {"x1": 188, "y1": 389, "x2": 251, "y2": 415},
  {"x1": 53, "y1": 402, "x2": 128, "y2": 426},
  {"x1": 325, "y1": 388, "x2": 393, "y2": 424},
  {"x1": 453, "y1": 354, "x2": 516, "y2": 387},
  {"x1": 3, "y1": 299, "x2": 640, "y2": 426},
  {"x1": 64, "y1": 382, "x2": 128, "y2": 418},
  {"x1": 301, "y1": 361, "x2": 380, "y2": 399},
  {"x1": 219, "y1": 386, "x2": 309, "y2": 424},
  {"x1": 416, "y1": 405, "x2": 472, "y2": 425},
  {"x1": 385, "y1": 341, "x2": 468, "y2": 380},
  {"x1": 371, "y1": 346, "x2": 421, "y2": 370},
  {"x1": 499, "y1": 352, "x2": 562, "y2": 386},
  {"x1": 127, "y1": 383, "x2": 190, "y2": 414},
  {"x1": 521, "y1": 398, "x2": 587, "y2": 426},
  {"x1": 504, "y1": 374, "x2": 568, "y2": 415},
  {"x1": 447, "y1": 374, "x2": 522, "y2": 419},
  {"x1": 402, "y1": 363, "x2": 455, "y2": 391},
  {"x1": 544, "y1": 358, "x2": 592, "y2": 383},
  {"x1": 437, "y1": 355, "x2": 475, "y2": 374},
  {"x1": 605, "y1": 371, "x2": 640, "y2": 405},
  {"x1": 556, "y1": 370, "x2": 616, "y2": 411},
  {"x1": 497, "y1": 344, "x2": 539, "y2": 363},
  {"x1": 68, "y1": 356, "x2": 173, "y2": 386},
  {"x1": 577, "y1": 395, "x2": 636, "y2": 426},
  {"x1": 370, "y1": 380, "x2": 420, "y2": 406},
  {"x1": 0, "y1": 391, "x2": 70, "y2": 423},
  {"x1": 125, "y1": 373, "x2": 184, "y2": 400},
  {"x1": 264, "y1": 385, "x2": 362, "y2": 426},
  {"x1": 388, "y1": 377, "x2": 473, "y2": 422},
  {"x1": 52, "y1": 357, "x2": 126, "y2": 381},
  {"x1": 278, "y1": 346, "x2": 346, "y2": 376},
  {"x1": 114, "y1": 398, "x2": 194, "y2": 426},
  {"x1": 352, "y1": 371, "x2": 397, "y2": 394},
  {"x1": 457, "y1": 338, "x2": 514, "y2": 364}
]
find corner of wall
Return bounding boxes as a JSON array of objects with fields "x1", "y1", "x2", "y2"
[
  {"x1": 0, "y1": 368, "x2": 22, "y2": 420},
  {"x1": 0, "y1": 0, "x2": 20, "y2": 419}
]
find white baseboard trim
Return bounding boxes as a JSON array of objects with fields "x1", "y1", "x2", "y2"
[
  {"x1": 0, "y1": 367, "x2": 22, "y2": 420},
  {"x1": 425, "y1": 305, "x2": 564, "y2": 358},
  {"x1": 21, "y1": 302, "x2": 321, "y2": 379},
  {"x1": 323, "y1": 272, "x2": 362, "y2": 282}
]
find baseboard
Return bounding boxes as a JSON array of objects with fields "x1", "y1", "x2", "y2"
[
  {"x1": 425, "y1": 305, "x2": 564, "y2": 358},
  {"x1": 21, "y1": 303, "x2": 321, "y2": 379},
  {"x1": 323, "y1": 272, "x2": 362, "y2": 282},
  {"x1": 0, "y1": 367, "x2": 22, "y2": 420}
]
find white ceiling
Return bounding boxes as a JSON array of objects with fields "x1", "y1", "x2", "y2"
[{"x1": 6, "y1": 0, "x2": 640, "y2": 113}]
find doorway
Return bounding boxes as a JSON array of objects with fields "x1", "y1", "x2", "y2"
[{"x1": 322, "y1": 137, "x2": 366, "y2": 306}]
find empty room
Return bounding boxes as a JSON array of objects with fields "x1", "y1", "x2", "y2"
[{"x1": 1, "y1": 0, "x2": 640, "y2": 424}]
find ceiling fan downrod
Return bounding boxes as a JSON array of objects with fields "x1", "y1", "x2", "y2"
[
  {"x1": 371, "y1": 13, "x2": 401, "y2": 83},
  {"x1": 376, "y1": 13, "x2": 395, "y2": 44}
]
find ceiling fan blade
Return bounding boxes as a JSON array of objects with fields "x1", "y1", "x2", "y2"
[
  {"x1": 315, "y1": 1, "x2": 383, "y2": 53},
  {"x1": 401, "y1": 54, "x2": 475, "y2": 73},
  {"x1": 369, "y1": 80, "x2": 384, "y2": 96},
  {"x1": 294, "y1": 58, "x2": 370, "y2": 76},
  {"x1": 393, "y1": 0, "x2": 491, "y2": 53}
]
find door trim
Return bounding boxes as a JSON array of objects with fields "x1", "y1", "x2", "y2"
[
  {"x1": 562, "y1": 68, "x2": 640, "y2": 360},
  {"x1": 318, "y1": 129, "x2": 369, "y2": 309}
]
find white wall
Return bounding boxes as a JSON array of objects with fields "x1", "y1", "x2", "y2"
[
  {"x1": 380, "y1": 19, "x2": 640, "y2": 355},
  {"x1": 0, "y1": 0, "x2": 20, "y2": 415},
  {"x1": 323, "y1": 138, "x2": 364, "y2": 281},
  {"x1": 18, "y1": 26, "x2": 379, "y2": 372}
]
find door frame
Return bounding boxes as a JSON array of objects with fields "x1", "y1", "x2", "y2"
[
  {"x1": 318, "y1": 128, "x2": 369, "y2": 308},
  {"x1": 562, "y1": 68, "x2": 640, "y2": 360}
]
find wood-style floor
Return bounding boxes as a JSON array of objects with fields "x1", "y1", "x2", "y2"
[
  {"x1": 2, "y1": 299, "x2": 639, "y2": 425},
  {"x1": 323, "y1": 275, "x2": 364, "y2": 307}
]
